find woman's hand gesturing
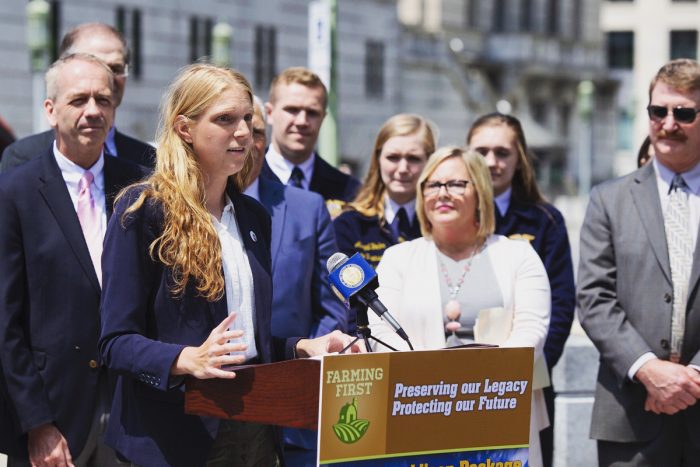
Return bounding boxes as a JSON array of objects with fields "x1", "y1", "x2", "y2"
[{"x1": 171, "y1": 313, "x2": 248, "y2": 379}]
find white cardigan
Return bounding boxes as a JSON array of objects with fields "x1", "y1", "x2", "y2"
[
  {"x1": 370, "y1": 235, "x2": 550, "y2": 353},
  {"x1": 368, "y1": 234, "x2": 551, "y2": 467}
]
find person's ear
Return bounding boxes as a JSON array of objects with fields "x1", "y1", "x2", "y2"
[
  {"x1": 174, "y1": 115, "x2": 193, "y2": 144},
  {"x1": 44, "y1": 99, "x2": 57, "y2": 129}
]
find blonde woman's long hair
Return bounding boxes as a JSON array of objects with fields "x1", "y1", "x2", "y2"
[
  {"x1": 348, "y1": 113, "x2": 436, "y2": 222},
  {"x1": 121, "y1": 63, "x2": 255, "y2": 301}
]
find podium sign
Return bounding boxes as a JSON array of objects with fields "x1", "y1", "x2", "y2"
[{"x1": 318, "y1": 347, "x2": 533, "y2": 466}]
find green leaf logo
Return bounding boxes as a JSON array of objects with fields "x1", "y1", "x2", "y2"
[{"x1": 333, "y1": 397, "x2": 370, "y2": 444}]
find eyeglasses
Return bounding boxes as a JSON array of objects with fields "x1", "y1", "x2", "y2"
[
  {"x1": 647, "y1": 105, "x2": 700, "y2": 124},
  {"x1": 422, "y1": 180, "x2": 469, "y2": 196},
  {"x1": 109, "y1": 63, "x2": 129, "y2": 78},
  {"x1": 252, "y1": 128, "x2": 266, "y2": 140}
]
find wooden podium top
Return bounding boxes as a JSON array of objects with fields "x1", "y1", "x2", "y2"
[{"x1": 185, "y1": 358, "x2": 321, "y2": 430}]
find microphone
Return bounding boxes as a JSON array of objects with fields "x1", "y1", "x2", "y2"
[{"x1": 326, "y1": 252, "x2": 410, "y2": 343}]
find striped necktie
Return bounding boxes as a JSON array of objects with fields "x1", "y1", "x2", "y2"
[{"x1": 664, "y1": 174, "x2": 692, "y2": 362}]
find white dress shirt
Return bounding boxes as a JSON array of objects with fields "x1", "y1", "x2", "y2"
[
  {"x1": 53, "y1": 141, "x2": 107, "y2": 239},
  {"x1": 494, "y1": 187, "x2": 512, "y2": 217},
  {"x1": 265, "y1": 145, "x2": 315, "y2": 190},
  {"x1": 243, "y1": 177, "x2": 260, "y2": 202},
  {"x1": 211, "y1": 197, "x2": 259, "y2": 361}
]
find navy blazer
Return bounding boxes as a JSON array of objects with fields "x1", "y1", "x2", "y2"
[
  {"x1": 258, "y1": 177, "x2": 346, "y2": 338},
  {"x1": 496, "y1": 200, "x2": 575, "y2": 370},
  {"x1": 0, "y1": 149, "x2": 146, "y2": 458},
  {"x1": 99, "y1": 185, "x2": 297, "y2": 467},
  {"x1": 0, "y1": 128, "x2": 155, "y2": 172},
  {"x1": 260, "y1": 154, "x2": 361, "y2": 204}
]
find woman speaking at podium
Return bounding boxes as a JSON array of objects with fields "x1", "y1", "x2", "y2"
[
  {"x1": 368, "y1": 146, "x2": 550, "y2": 467},
  {"x1": 99, "y1": 63, "x2": 356, "y2": 467}
]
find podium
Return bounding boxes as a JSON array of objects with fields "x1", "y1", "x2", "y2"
[{"x1": 186, "y1": 347, "x2": 533, "y2": 466}]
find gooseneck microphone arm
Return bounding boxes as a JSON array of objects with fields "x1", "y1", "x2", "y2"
[{"x1": 326, "y1": 252, "x2": 414, "y2": 351}]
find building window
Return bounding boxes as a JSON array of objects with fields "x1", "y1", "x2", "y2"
[
  {"x1": 546, "y1": 0, "x2": 558, "y2": 36},
  {"x1": 115, "y1": 6, "x2": 142, "y2": 80},
  {"x1": 254, "y1": 25, "x2": 276, "y2": 90},
  {"x1": 49, "y1": 1, "x2": 61, "y2": 61},
  {"x1": 606, "y1": 31, "x2": 634, "y2": 69},
  {"x1": 671, "y1": 30, "x2": 698, "y2": 60},
  {"x1": 493, "y1": 0, "x2": 506, "y2": 32},
  {"x1": 520, "y1": 0, "x2": 533, "y2": 32},
  {"x1": 131, "y1": 9, "x2": 142, "y2": 79},
  {"x1": 532, "y1": 101, "x2": 547, "y2": 126},
  {"x1": 365, "y1": 40, "x2": 384, "y2": 99},
  {"x1": 572, "y1": 0, "x2": 583, "y2": 40},
  {"x1": 466, "y1": 0, "x2": 479, "y2": 29},
  {"x1": 116, "y1": 6, "x2": 126, "y2": 33},
  {"x1": 189, "y1": 16, "x2": 213, "y2": 63}
]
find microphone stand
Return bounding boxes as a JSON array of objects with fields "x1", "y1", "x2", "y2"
[{"x1": 340, "y1": 305, "x2": 398, "y2": 354}]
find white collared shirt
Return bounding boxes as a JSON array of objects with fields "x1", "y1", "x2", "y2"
[
  {"x1": 384, "y1": 195, "x2": 416, "y2": 225},
  {"x1": 53, "y1": 141, "x2": 107, "y2": 239},
  {"x1": 243, "y1": 177, "x2": 260, "y2": 202},
  {"x1": 494, "y1": 187, "x2": 512, "y2": 218},
  {"x1": 211, "y1": 197, "x2": 258, "y2": 361},
  {"x1": 265, "y1": 145, "x2": 315, "y2": 190}
]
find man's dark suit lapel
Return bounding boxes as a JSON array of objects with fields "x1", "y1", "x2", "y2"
[
  {"x1": 258, "y1": 177, "x2": 286, "y2": 273},
  {"x1": 632, "y1": 163, "x2": 672, "y2": 284},
  {"x1": 104, "y1": 154, "x2": 131, "y2": 218},
  {"x1": 37, "y1": 149, "x2": 100, "y2": 292}
]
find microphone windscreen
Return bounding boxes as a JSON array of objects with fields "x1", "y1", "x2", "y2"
[{"x1": 327, "y1": 252, "x2": 349, "y2": 273}]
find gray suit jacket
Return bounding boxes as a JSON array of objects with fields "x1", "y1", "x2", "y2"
[{"x1": 577, "y1": 161, "x2": 700, "y2": 444}]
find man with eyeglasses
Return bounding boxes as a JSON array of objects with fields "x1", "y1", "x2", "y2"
[
  {"x1": 244, "y1": 96, "x2": 346, "y2": 467},
  {"x1": 578, "y1": 58, "x2": 700, "y2": 466},
  {"x1": 0, "y1": 23, "x2": 155, "y2": 172}
]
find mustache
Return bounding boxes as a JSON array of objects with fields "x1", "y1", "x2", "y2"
[{"x1": 655, "y1": 130, "x2": 686, "y2": 141}]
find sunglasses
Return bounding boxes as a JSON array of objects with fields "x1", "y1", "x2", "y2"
[{"x1": 647, "y1": 105, "x2": 700, "y2": 124}]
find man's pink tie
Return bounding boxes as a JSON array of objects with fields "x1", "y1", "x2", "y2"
[{"x1": 77, "y1": 171, "x2": 102, "y2": 286}]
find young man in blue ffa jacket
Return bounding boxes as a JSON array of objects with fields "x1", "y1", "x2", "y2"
[
  {"x1": 246, "y1": 97, "x2": 347, "y2": 466},
  {"x1": 1, "y1": 23, "x2": 154, "y2": 173},
  {"x1": 0, "y1": 54, "x2": 145, "y2": 466},
  {"x1": 262, "y1": 67, "x2": 360, "y2": 218}
]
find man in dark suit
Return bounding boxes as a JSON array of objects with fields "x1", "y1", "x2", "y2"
[
  {"x1": 0, "y1": 53, "x2": 145, "y2": 466},
  {"x1": 0, "y1": 23, "x2": 154, "y2": 172},
  {"x1": 262, "y1": 67, "x2": 360, "y2": 218},
  {"x1": 245, "y1": 97, "x2": 346, "y2": 466},
  {"x1": 578, "y1": 58, "x2": 700, "y2": 466}
]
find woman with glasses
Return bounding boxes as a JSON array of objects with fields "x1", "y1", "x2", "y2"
[
  {"x1": 369, "y1": 146, "x2": 550, "y2": 467},
  {"x1": 98, "y1": 63, "x2": 358, "y2": 467},
  {"x1": 333, "y1": 114, "x2": 436, "y2": 269},
  {"x1": 467, "y1": 113, "x2": 575, "y2": 467}
]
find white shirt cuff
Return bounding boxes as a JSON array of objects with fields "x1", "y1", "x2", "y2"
[{"x1": 628, "y1": 352, "x2": 657, "y2": 381}]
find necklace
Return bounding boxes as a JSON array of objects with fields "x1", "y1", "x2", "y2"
[
  {"x1": 438, "y1": 244, "x2": 482, "y2": 300},
  {"x1": 439, "y1": 243, "x2": 483, "y2": 345}
]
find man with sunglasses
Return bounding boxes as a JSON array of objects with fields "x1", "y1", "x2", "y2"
[
  {"x1": 0, "y1": 23, "x2": 155, "y2": 172},
  {"x1": 579, "y1": 58, "x2": 700, "y2": 466}
]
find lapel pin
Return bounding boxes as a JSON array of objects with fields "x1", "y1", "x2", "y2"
[{"x1": 250, "y1": 231, "x2": 257, "y2": 242}]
